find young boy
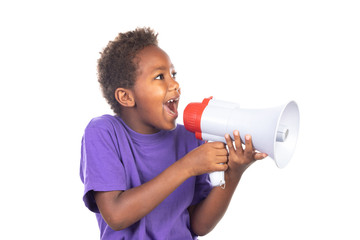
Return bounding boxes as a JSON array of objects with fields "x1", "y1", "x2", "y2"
[{"x1": 80, "y1": 27, "x2": 267, "y2": 239}]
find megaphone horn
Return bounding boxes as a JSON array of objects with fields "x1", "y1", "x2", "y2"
[{"x1": 183, "y1": 97, "x2": 300, "y2": 187}]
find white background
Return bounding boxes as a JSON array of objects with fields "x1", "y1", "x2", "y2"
[{"x1": 1, "y1": 0, "x2": 359, "y2": 239}]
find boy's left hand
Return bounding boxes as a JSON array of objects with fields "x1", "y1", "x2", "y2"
[{"x1": 224, "y1": 130, "x2": 268, "y2": 175}]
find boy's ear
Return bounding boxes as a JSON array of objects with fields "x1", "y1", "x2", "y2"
[{"x1": 115, "y1": 88, "x2": 135, "y2": 107}]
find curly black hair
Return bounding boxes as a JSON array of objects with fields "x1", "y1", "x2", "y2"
[{"x1": 97, "y1": 27, "x2": 158, "y2": 116}]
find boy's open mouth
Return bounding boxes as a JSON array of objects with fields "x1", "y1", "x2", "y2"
[{"x1": 164, "y1": 97, "x2": 179, "y2": 117}]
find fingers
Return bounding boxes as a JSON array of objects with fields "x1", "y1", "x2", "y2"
[
  {"x1": 243, "y1": 135, "x2": 268, "y2": 160},
  {"x1": 216, "y1": 163, "x2": 228, "y2": 172},
  {"x1": 225, "y1": 130, "x2": 244, "y2": 153},
  {"x1": 254, "y1": 152, "x2": 268, "y2": 160},
  {"x1": 204, "y1": 141, "x2": 229, "y2": 164},
  {"x1": 209, "y1": 141, "x2": 226, "y2": 149},
  {"x1": 217, "y1": 148, "x2": 229, "y2": 156},
  {"x1": 225, "y1": 133, "x2": 235, "y2": 152},
  {"x1": 233, "y1": 130, "x2": 243, "y2": 152},
  {"x1": 216, "y1": 155, "x2": 228, "y2": 164},
  {"x1": 225, "y1": 131, "x2": 262, "y2": 156},
  {"x1": 244, "y1": 134, "x2": 254, "y2": 158}
]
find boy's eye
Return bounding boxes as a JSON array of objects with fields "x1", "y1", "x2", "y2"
[
  {"x1": 155, "y1": 74, "x2": 164, "y2": 80},
  {"x1": 155, "y1": 72, "x2": 177, "y2": 80}
]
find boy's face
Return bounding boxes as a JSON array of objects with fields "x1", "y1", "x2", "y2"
[{"x1": 131, "y1": 45, "x2": 180, "y2": 134}]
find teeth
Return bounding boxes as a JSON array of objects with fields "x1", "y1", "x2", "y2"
[{"x1": 167, "y1": 98, "x2": 178, "y2": 103}]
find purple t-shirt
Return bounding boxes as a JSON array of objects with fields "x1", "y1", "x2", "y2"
[{"x1": 80, "y1": 115, "x2": 212, "y2": 239}]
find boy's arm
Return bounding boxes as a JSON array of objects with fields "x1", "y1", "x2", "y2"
[
  {"x1": 94, "y1": 159, "x2": 189, "y2": 231},
  {"x1": 189, "y1": 131, "x2": 267, "y2": 236},
  {"x1": 94, "y1": 142, "x2": 229, "y2": 231}
]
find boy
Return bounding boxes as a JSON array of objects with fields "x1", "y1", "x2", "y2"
[{"x1": 80, "y1": 27, "x2": 267, "y2": 239}]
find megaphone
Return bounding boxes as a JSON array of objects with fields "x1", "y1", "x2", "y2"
[{"x1": 183, "y1": 97, "x2": 300, "y2": 187}]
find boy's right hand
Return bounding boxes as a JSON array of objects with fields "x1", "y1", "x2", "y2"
[{"x1": 181, "y1": 142, "x2": 229, "y2": 177}]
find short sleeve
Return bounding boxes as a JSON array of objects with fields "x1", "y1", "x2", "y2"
[
  {"x1": 80, "y1": 121, "x2": 127, "y2": 213},
  {"x1": 191, "y1": 173, "x2": 213, "y2": 206}
]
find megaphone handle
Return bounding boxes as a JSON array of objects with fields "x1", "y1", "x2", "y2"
[
  {"x1": 209, "y1": 170, "x2": 226, "y2": 189},
  {"x1": 201, "y1": 135, "x2": 227, "y2": 189}
]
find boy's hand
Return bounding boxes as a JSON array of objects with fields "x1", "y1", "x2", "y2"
[
  {"x1": 182, "y1": 142, "x2": 229, "y2": 177},
  {"x1": 225, "y1": 130, "x2": 267, "y2": 175}
]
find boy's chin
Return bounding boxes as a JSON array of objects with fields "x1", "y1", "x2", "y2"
[
  {"x1": 170, "y1": 122, "x2": 178, "y2": 130},
  {"x1": 164, "y1": 122, "x2": 177, "y2": 131}
]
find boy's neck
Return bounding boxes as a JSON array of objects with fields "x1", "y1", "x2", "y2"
[{"x1": 119, "y1": 108, "x2": 160, "y2": 135}]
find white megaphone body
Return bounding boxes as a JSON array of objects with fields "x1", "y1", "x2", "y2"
[{"x1": 183, "y1": 97, "x2": 300, "y2": 188}]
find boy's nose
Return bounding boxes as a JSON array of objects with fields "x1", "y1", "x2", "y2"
[
  {"x1": 169, "y1": 79, "x2": 180, "y2": 94},
  {"x1": 174, "y1": 87, "x2": 181, "y2": 95}
]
